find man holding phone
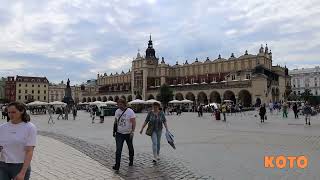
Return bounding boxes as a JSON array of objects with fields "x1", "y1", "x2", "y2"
[{"x1": 112, "y1": 98, "x2": 136, "y2": 172}]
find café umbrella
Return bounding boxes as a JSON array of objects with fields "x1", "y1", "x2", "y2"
[{"x1": 128, "y1": 99, "x2": 146, "y2": 105}]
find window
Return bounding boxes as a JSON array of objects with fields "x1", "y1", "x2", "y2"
[
  {"x1": 18, "y1": 90, "x2": 21, "y2": 93},
  {"x1": 32, "y1": 90, "x2": 34, "y2": 94},
  {"x1": 25, "y1": 84, "x2": 27, "y2": 87},
  {"x1": 246, "y1": 74, "x2": 251, "y2": 80},
  {"x1": 19, "y1": 84, "x2": 21, "y2": 87},
  {"x1": 44, "y1": 96, "x2": 46, "y2": 100},
  {"x1": 18, "y1": 96, "x2": 21, "y2": 100},
  {"x1": 25, "y1": 96, "x2": 27, "y2": 100},
  {"x1": 38, "y1": 96, "x2": 40, "y2": 100},
  {"x1": 38, "y1": 85, "x2": 40, "y2": 88},
  {"x1": 44, "y1": 90, "x2": 46, "y2": 94},
  {"x1": 25, "y1": 90, "x2": 28, "y2": 93},
  {"x1": 44, "y1": 85, "x2": 46, "y2": 87},
  {"x1": 294, "y1": 91, "x2": 296, "y2": 95},
  {"x1": 38, "y1": 90, "x2": 40, "y2": 94},
  {"x1": 298, "y1": 91, "x2": 301, "y2": 95},
  {"x1": 316, "y1": 91, "x2": 318, "y2": 95},
  {"x1": 32, "y1": 84, "x2": 34, "y2": 87},
  {"x1": 232, "y1": 75, "x2": 236, "y2": 80}
]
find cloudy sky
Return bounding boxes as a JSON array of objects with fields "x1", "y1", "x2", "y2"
[{"x1": 0, "y1": 0, "x2": 319, "y2": 84}]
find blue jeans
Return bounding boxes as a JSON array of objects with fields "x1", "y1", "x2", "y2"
[
  {"x1": 0, "y1": 161, "x2": 31, "y2": 180},
  {"x1": 151, "y1": 130, "x2": 162, "y2": 158}
]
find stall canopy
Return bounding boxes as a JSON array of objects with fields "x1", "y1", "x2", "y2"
[
  {"x1": 145, "y1": 99, "x2": 161, "y2": 104},
  {"x1": 49, "y1": 101, "x2": 67, "y2": 106},
  {"x1": 27, "y1": 101, "x2": 48, "y2": 106},
  {"x1": 128, "y1": 99, "x2": 146, "y2": 105}
]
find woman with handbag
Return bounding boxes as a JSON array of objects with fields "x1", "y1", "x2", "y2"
[{"x1": 140, "y1": 102, "x2": 169, "y2": 163}]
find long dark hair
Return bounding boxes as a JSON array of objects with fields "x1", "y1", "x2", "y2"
[{"x1": 8, "y1": 102, "x2": 31, "y2": 123}]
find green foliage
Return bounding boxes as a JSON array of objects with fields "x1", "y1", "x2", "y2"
[
  {"x1": 300, "y1": 89, "x2": 312, "y2": 101},
  {"x1": 156, "y1": 84, "x2": 174, "y2": 106}
]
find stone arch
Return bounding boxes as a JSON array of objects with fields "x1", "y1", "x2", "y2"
[
  {"x1": 114, "y1": 96, "x2": 120, "y2": 102},
  {"x1": 121, "y1": 95, "x2": 126, "y2": 101},
  {"x1": 175, "y1": 93, "x2": 184, "y2": 100},
  {"x1": 223, "y1": 90, "x2": 236, "y2": 103},
  {"x1": 136, "y1": 94, "x2": 142, "y2": 100},
  {"x1": 209, "y1": 91, "x2": 221, "y2": 103},
  {"x1": 97, "y1": 97, "x2": 102, "y2": 101},
  {"x1": 238, "y1": 89, "x2": 252, "y2": 107},
  {"x1": 87, "y1": 97, "x2": 91, "y2": 102},
  {"x1": 102, "y1": 96, "x2": 107, "y2": 102},
  {"x1": 82, "y1": 97, "x2": 87, "y2": 102},
  {"x1": 127, "y1": 95, "x2": 133, "y2": 102},
  {"x1": 147, "y1": 94, "x2": 155, "y2": 100},
  {"x1": 92, "y1": 97, "x2": 97, "y2": 102},
  {"x1": 186, "y1": 92, "x2": 195, "y2": 101},
  {"x1": 108, "y1": 96, "x2": 114, "y2": 101},
  {"x1": 197, "y1": 92, "x2": 208, "y2": 105}
]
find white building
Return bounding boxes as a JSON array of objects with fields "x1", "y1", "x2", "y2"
[
  {"x1": 49, "y1": 81, "x2": 83, "y2": 103},
  {"x1": 289, "y1": 66, "x2": 320, "y2": 96}
]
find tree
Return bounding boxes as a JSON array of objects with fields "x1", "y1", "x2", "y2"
[
  {"x1": 300, "y1": 89, "x2": 312, "y2": 102},
  {"x1": 157, "y1": 84, "x2": 174, "y2": 107},
  {"x1": 288, "y1": 93, "x2": 298, "y2": 101}
]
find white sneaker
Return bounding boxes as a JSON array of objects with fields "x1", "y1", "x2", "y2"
[{"x1": 157, "y1": 155, "x2": 160, "y2": 160}]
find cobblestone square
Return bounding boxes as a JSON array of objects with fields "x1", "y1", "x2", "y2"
[{"x1": 1, "y1": 109, "x2": 320, "y2": 180}]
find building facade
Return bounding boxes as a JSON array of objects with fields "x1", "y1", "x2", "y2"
[
  {"x1": 5, "y1": 76, "x2": 16, "y2": 102},
  {"x1": 49, "y1": 81, "x2": 82, "y2": 103},
  {"x1": 289, "y1": 66, "x2": 320, "y2": 96},
  {"x1": 83, "y1": 36, "x2": 290, "y2": 106},
  {"x1": 0, "y1": 77, "x2": 6, "y2": 102},
  {"x1": 15, "y1": 76, "x2": 49, "y2": 103}
]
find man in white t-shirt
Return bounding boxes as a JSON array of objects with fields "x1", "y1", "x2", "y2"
[{"x1": 112, "y1": 98, "x2": 136, "y2": 172}]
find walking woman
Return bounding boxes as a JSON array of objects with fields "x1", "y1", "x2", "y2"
[
  {"x1": 0, "y1": 102, "x2": 37, "y2": 180},
  {"x1": 140, "y1": 102, "x2": 169, "y2": 163}
]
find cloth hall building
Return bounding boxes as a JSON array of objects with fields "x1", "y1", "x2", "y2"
[{"x1": 82, "y1": 36, "x2": 290, "y2": 107}]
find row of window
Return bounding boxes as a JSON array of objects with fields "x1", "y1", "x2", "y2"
[
  {"x1": 18, "y1": 90, "x2": 47, "y2": 94},
  {"x1": 293, "y1": 83, "x2": 318, "y2": 88},
  {"x1": 294, "y1": 90, "x2": 318, "y2": 95},
  {"x1": 18, "y1": 84, "x2": 47, "y2": 88},
  {"x1": 18, "y1": 96, "x2": 46, "y2": 101}
]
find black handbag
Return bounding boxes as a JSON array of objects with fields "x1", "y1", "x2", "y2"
[
  {"x1": 146, "y1": 122, "x2": 154, "y2": 136},
  {"x1": 145, "y1": 112, "x2": 153, "y2": 136},
  {"x1": 113, "y1": 108, "x2": 127, "y2": 137}
]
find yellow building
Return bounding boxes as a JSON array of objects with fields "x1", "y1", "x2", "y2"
[
  {"x1": 15, "y1": 76, "x2": 49, "y2": 103},
  {"x1": 84, "y1": 36, "x2": 290, "y2": 107}
]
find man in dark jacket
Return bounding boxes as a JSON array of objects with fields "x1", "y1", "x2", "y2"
[{"x1": 259, "y1": 104, "x2": 266, "y2": 123}]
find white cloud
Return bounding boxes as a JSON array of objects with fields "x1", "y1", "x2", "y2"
[{"x1": 0, "y1": 0, "x2": 319, "y2": 83}]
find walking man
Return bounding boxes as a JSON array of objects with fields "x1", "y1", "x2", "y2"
[
  {"x1": 57, "y1": 107, "x2": 63, "y2": 120},
  {"x1": 221, "y1": 103, "x2": 227, "y2": 121},
  {"x1": 282, "y1": 101, "x2": 288, "y2": 118},
  {"x1": 293, "y1": 103, "x2": 299, "y2": 119},
  {"x1": 72, "y1": 106, "x2": 77, "y2": 120},
  {"x1": 112, "y1": 98, "x2": 136, "y2": 172},
  {"x1": 303, "y1": 102, "x2": 312, "y2": 125},
  {"x1": 64, "y1": 107, "x2": 69, "y2": 120},
  {"x1": 48, "y1": 106, "x2": 55, "y2": 124}
]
